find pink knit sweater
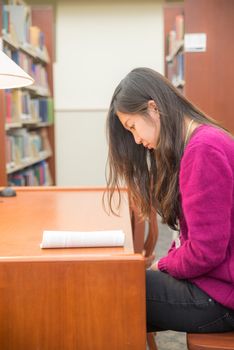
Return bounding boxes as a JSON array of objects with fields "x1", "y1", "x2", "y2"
[{"x1": 158, "y1": 125, "x2": 234, "y2": 310}]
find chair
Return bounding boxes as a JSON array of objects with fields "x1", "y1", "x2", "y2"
[
  {"x1": 187, "y1": 331, "x2": 234, "y2": 350},
  {"x1": 129, "y1": 198, "x2": 234, "y2": 350},
  {"x1": 130, "y1": 202, "x2": 159, "y2": 350}
]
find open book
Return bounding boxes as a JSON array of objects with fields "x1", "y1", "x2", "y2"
[{"x1": 40, "y1": 230, "x2": 125, "y2": 249}]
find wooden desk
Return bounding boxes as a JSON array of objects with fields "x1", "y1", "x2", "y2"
[{"x1": 0, "y1": 187, "x2": 146, "y2": 350}]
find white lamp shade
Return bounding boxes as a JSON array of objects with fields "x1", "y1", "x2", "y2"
[{"x1": 0, "y1": 50, "x2": 34, "y2": 89}]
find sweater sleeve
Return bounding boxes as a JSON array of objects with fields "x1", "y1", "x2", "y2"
[{"x1": 158, "y1": 143, "x2": 233, "y2": 279}]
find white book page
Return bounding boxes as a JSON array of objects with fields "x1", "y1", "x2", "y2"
[{"x1": 40, "y1": 230, "x2": 125, "y2": 249}]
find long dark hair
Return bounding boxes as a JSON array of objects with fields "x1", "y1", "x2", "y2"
[{"x1": 106, "y1": 67, "x2": 222, "y2": 230}]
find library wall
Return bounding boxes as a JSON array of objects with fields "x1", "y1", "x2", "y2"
[
  {"x1": 54, "y1": 0, "x2": 164, "y2": 186},
  {"x1": 54, "y1": 0, "x2": 164, "y2": 109},
  {"x1": 55, "y1": 110, "x2": 107, "y2": 186}
]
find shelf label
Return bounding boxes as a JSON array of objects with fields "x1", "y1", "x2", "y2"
[{"x1": 184, "y1": 33, "x2": 207, "y2": 52}]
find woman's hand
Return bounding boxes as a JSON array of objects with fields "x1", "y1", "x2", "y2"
[
  {"x1": 144, "y1": 253, "x2": 155, "y2": 269},
  {"x1": 143, "y1": 252, "x2": 159, "y2": 270},
  {"x1": 150, "y1": 260, "x2": 159, "y2": 271}
]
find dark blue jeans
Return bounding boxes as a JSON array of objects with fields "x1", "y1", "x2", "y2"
[{"x1": 146, "y1": 270, "x2": 234, "y2": 333}]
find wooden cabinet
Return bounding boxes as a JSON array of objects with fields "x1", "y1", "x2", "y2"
[{"x1": 0, "y1": 187, "x2": 146, "y2": 350}]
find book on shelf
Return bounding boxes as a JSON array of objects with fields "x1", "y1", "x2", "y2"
[
  {"x1": 8, "y1": 160, "x2": 52, "y2": 186},
  {"x1": 5, "y1": 90, "x2": 12, "y2": 123},
  {"x1": 6, "y1": 128, "x2": 52, "y2": 170},
  {"x1": 5, "y1": 89, "x2": 54, "y2": 125},
  {"x1": 29, "y1": 25, "x2": 44, "y2": 50},
  {"x1": 4, "y1": 4, "x2": 31, "y2": 44},
  {"x1": 166, "y1": 13, "x2": 184, "y2": 59},
  {"x1": 165, "y1": 11, "x2": 185, "y2": 91},
  {"x1": 2, "y1": 5, "x2": 10, "y2": 34},
  {"x1": 38, "y1": 98, "x2": 54, "y2": 123},
  {"x1": 175, "y1": 14, "x2": 184, "y2": 41}
]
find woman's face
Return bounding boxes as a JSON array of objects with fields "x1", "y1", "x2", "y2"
[{"x1": 117, "y1": 104, "x2": 160, "y2": 150}]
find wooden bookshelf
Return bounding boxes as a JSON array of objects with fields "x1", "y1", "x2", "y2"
[
  {"x1": 0, "y1": 2, "x2": 55, "y2": 186},
  {"x1": 164, "y1": 0, "x2": 234, "y2": 133}
]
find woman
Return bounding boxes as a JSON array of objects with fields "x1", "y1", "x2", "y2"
[{"x1": 106, "y1": 67, "x2": 234, "y2": 333}]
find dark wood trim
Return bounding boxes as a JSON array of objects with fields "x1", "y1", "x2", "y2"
[
  {"x1": 0, "y1": 91, "x2": 7, "y2": 186},
  {"x1": 0, "y1": 2, "x2": 7, "y2": 186}
]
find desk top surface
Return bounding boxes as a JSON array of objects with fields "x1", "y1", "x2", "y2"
[{"x1": 0, "y1": 187, "x2": 135, "y2": 262}]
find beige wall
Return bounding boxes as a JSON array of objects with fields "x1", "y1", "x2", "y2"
[
  {"x1": 54, "y1": 0, "x2": 164, "y2": 109},
  {"x1": 55, "y1": 109, "x2": 108, "y2": 186},
  {"x1": 53, "y1": 0, "x2": 164, "y2": 186},
  {"x1": 30, "y1": 0, "x2": 165, "y2": 186}
]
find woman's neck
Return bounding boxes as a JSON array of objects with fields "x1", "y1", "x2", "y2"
[{"x1": 184, "y1": 117, "x2": 200, "y2": 147}]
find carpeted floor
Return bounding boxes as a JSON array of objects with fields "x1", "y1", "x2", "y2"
[{"x1": 147, "y1": 216, "x2": 187, "y2": 350}]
